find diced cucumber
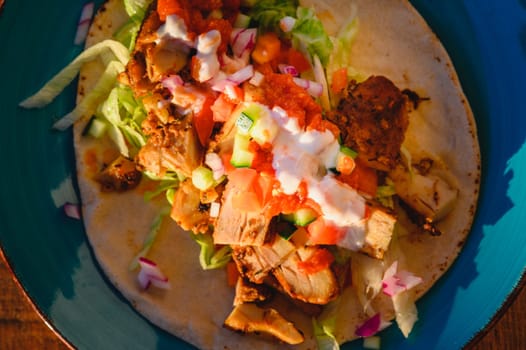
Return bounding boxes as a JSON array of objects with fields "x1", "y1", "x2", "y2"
[
  {"x1": 340, "y1": 145, "x2": 358, "y2": 158},
  {"x1": 192, "y1": 166, "x2": 216, "y2": 191},
  {"x1": 84, "y1": 117, "x2": 108, "y2": 138},
  {"x1": 236, "y1": 112, "x2": 255, "y2": 134},
  {"x1": 234, "y1": 13, "x2": 251, "y2": 28},
  {"x1": 282, "y1": 207, "x2": 318, "y2": 227},
  {"x1": 235, "y1": 103, "x2": 264, "y2": 134},
  {"x1": 230, "y1": 133, "x2": 254, "y2": 168},
  {"x1": 275, "y1": 220, "x2": 297, "y2": 240}
]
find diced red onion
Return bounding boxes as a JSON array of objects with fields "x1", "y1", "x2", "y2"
[
  {"x1": 205, "y1": 152, "x2": 225, "y2": 180},
  {"x1": 355, "y1": 313, "x2": 381, "y2": 338},
  {"x1": 161, "y1": 75, "x2": 184, "y2": 94},
  {"x1": 382, "y1": 261, "x2": 423, "y2": 297},
  {"x1": 137, "y1": 257, "x2": 171, "y2": 290},
  {"x1": 210, "y1": 202, "x2": 221, "y2": 218},
  {"x1": 74, "y1": 2, "x2": 94, "y2": 45},
  {"x1": 278, "y1": 64, "x2": 299, "y2": 77},
  {"x1": 249, "y1": 71, "x2": 264, "y2": 86},
  {"x1": 230, "y1": 28, "x2": 257, "y2": 58},
  {"x1": 279, "y1": 16, "x2": 296, "y2": 32},
  {"x1": 293, "y1": 77, "x2": 323, "y2": 97},
  {"x1": 211, "y1": 65, "x2": 254, "y2": 92},
  {"x1": 63, "y1": 202, "x2": 81, "y2": 220},
  {"x1": 228, "y1": 64, "x2": 254, "y2": 84}
]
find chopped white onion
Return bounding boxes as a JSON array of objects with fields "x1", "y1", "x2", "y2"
[
  {"x1": 210, "y1": 202, "x2": 221, "y2": 218},
  {"x1": 211, "y1": 65, "x2": 254, "y2": 92},
  {"x1": 249, "y1": 71, "x2": 264, "y2": 86},
  {"x1": 205, "y1": 152, "x2": 225, "y2": 180},
  {"x1": 292, "y1": 77, "x2": 323, "y2": 97}
]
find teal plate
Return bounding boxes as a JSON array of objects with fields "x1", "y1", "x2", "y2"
[{"x1": 1, "y1": 1, "x2": 525, "y2": 349}]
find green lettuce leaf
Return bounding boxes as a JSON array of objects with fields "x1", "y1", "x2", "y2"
[
  {"x1": 250, "y1": 0, "x2": 298, "y2": 31},
  {"x1": 291, "y1": 7, "x2": 333, "y2": 66},
  {"x1": 98, "y1": 85, "x2": 147, "y2": 157},
  {"x1": 312, "y1": 317, "x2": 339, "y2": 350},
  {"x1": 53, "y1": 60, "x2": 125, "y2": 131},
  {"x1": 192, "y1": 233, "x2": 232, "y2": 270},
  {"x1": 129, "y1": 206, "x2": 171, "y2": 270},
  {"x1": 19, "y1": 40, "x2": 129, "y2": 109}
]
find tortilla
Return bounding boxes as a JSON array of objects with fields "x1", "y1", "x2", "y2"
[{"x1": 73, "y1": 0, "x2": 480, "y2": 349}]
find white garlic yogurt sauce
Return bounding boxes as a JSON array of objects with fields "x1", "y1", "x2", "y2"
[{"x1": 268, "y1": 106, "x2": 367, "y2": 231}]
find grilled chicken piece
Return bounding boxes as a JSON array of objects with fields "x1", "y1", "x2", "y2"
[
  {"x1": 136, "y1": 115, "x2": 203, "y2": 178},
  {"x1": 213, "y1": 184, "x2": 271, "y2": 246},
  {"x1": 145, "y1": 40, "x2": 188, "y2": 83},
  {"x1": 95, "y1": 155, "x2": 142, "y2": 192},
  {"x1": 125, "y1": 12, "x2": 161, "y2": 95},
  {"x1": 234, "y1": 278, "x2": 273, "y2": 306},
  {"x1": 327, "y1": 75, "x2": 409, "y2": 171},
  {"x1": 273, "y1": 247, "x2": 339, "y2": 305},
  {"x1": 170, "y1": 179, "x2": 210, "y2": 233},
  {"x1": 390, "y1": 164, "x2": 458, "y2": 222},
  {"x1": 232, "y1": 236, "x2": 296, "y2": 283},
  {"x1": 361, "y1": 208, "x2": 397, "y2": 259},
  {"x1": 224, "y1": 303, "x2": 304, "y2": 345}
]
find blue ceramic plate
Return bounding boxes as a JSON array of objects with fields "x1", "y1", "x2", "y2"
[{"x1": 1, "y1": 1, "x2": 525, "y2": 349}]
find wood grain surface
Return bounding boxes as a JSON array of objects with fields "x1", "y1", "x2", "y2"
[{"x1": 0, "y1": 250, "x2": 524, "y2": 349}]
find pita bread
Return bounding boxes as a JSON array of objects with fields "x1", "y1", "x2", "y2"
[{"x1": 73, "y1": 0, "x2": 480, "y2": 348}]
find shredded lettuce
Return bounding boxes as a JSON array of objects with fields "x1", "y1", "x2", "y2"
[
  {"x1": 97, "y1": 85, "x2": 147, "y2": 156},
  {"x1": 326, "y1": 16, "x2": 359, "y2": 80},
  {"x1": 313, "y1": 317, "x2": 339, "y2": 350},
  {"x1": 129, "y1": 206, "x2": 170, "y2": 270},
  {"x1": 19, "y1": 40, "x2": 129, "y2": 109},
  {"x1": 53, "y1": 60, "x2": 125, "y2": 131},
  {"x1": 192, "y1": 233, "x2": 232, "y2": 270},
  {"x1": 249, "y1": 0, "x2": 298, "y2": 32},
  {"x1": 123, "y1": 0, "x2": 153, "y2": 23},
  {"x1": 376, "y1": 178, "x2": 396, "y2": 209},
  {"x1": 144, "y1": 179, "x2": 180, "y2": 202},
  {"x1": 115, "y1": 0, "x2": 153, "y2": 50},
  {"x1": 291, "y1": 7, "x2": 333, "y2": 66}
]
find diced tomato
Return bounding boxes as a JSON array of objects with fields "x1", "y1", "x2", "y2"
[
  {"x1": 157, "y1": 0, "x2": 189, "y2": 22},
  {"x1": 232, "y1": 191, "x2": 261, "y2": 212},
  {"x1": 192, "y1": 94, "x2": 215, "y2": 147},
  {"x1": 211, "y1": 94, "x2": 235, "y2": 122},
  {"x1": 256, "y1": 174, "x2": 276, "y2": 207},
  {"x1": 206, "y1": 18, "x2": 233, "y2": 55},
  {"x1": 331, "y1": 67, "x2": 348, "y2": 94},
  {"x1": 307, "y1": 217, "x2": 346, "y2": 245},
  {"x1": 228, "y1": 167, "x2": 259, "y2": 191},
  {"x1": 297, "y1": 248, "x2": 335, "y2": 274},
  {"x1": 336, "y1": 154, "x2": 356, "y2": 175},
  {"x1": 286, "y1": 47, "x2": 311, "y2": 73},
  {"x1": 252, "y1": 32, "x2": 281, "y2": 64},
  {"x1": 226, "y1": 261, "x2": 240, "y2": 287},
  {"x1": 337, "y1": 159, "x2": 378, "y2": 197},
  {"x1": 248, "y1": 141, "x2": 274, "y2": 175},
  {"x1": 220, "y1": 152, "x2": 236, "y2": 174}
]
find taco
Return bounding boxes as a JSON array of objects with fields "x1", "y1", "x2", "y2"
[{"x1": 21, "y1": 0, "x2": 480, "y2": 348}]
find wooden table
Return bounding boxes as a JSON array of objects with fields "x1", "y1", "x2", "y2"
[{"x1": 0, "y1": 250, "x2": 524, "y2": 349}]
